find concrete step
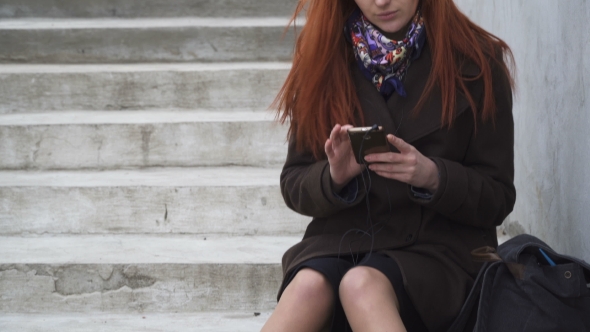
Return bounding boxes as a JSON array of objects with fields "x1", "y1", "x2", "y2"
[
  {"x1": 0, "y1": 110, "x2": 288, "y2": 169},
  {"x1": 0, "y1": 63, "x2": 290, "y2": 113},
  {"x1": 0, "y1": 235, "x2": 297, "y2": 313},
  {"x1": 0, "y1": 18, "x2": 298, "y2": 63},
  {"x1": 0, "y1": 167, "x2": 309, "y2": 236},
  {"x1": 0, "y1": 0, "x2": 296, "y2": 18},
  {"x1": 0, "y1": 312, "x2": 272, "y2": 332}
]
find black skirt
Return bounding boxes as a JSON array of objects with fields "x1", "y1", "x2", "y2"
[{"x1": 283, "y1": 252, "x2": 429, "y2": 332}]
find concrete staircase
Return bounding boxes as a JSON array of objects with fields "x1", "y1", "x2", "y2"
[{"x1": 0, "y1": 1, "x2": 306, "y2": 330}]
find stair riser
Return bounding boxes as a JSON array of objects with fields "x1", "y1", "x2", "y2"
[
  {"x1": 0, "y1": 121, "x2": 288, "y2": 169},
  {"x1": 0, "y1": 263, "x2": 281, "y2": 313},
  {"x1": 0, "y1": 186, "x2": 308, "y2": 236},
  {"x1": 0, "y1": 68, "x2": 288, "y2": 113},
  {"x1": 0, "y1": 26, "x2": 296, "y2": 64},
  {"x1": 0, "y1": 313, "x2": 272, "y2": 332},
  {"x1": 0, "y1": 0, "x2": 296, "y2": 18}
]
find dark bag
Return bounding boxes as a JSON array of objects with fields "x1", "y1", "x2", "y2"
[{"x1": 448, "y1": 234, "x2": 590, "y2": 332}]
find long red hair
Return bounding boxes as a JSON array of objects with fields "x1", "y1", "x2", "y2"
[{"x1": 274, "y1": 0, "x2": 515, "y2": 159}]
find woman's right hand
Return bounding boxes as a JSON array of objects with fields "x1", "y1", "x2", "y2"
[{"x1": 325, "y1": 124, "x2": 363, "y2": 192}]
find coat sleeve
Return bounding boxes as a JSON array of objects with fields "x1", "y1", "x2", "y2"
[
  {"x1": 280, "y1": 136, "x2": 367, "y2": 218},
  {"x1": 408, "y1": 61, "x2": 516, "y2": 229}
]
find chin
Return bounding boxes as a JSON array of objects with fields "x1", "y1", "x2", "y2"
[{"x1": 376, "y1": 22, "x2": 402, "y2": 32}]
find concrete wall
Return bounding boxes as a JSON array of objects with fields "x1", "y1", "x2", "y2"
[{"x1": 454, "y1": 0, "x2": 590, "y2": 259}]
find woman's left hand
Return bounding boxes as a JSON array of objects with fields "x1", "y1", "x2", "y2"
[{"x1": 364, "y1": 134, "x2": 440, "y2": 193}]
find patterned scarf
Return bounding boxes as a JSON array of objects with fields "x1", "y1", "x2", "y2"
[{"x1": 347, "y1": 9, "x2": 426, "y2": 98}]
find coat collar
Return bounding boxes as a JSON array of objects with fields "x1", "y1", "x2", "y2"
[{"x1": 352, "y1": 42, "x2": 482, "y2": 144}]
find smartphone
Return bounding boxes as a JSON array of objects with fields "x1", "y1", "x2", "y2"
[{"x1": 347, "y1": 126, "x2": 390, "y2": 164}]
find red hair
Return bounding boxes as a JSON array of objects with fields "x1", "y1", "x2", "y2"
[{"x1": 274, "y1": 0, "x2": 515, "y2": 159}]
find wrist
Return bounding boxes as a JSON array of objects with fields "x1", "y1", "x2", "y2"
[
  {"x1": 330, "y1": 167, "x2": 353, "y2": 193},
  {"x1": 425, "y1": 159, "x2": 440, "y2": 193},
  {"x1": 426, "y1": 175, "x2": 439, "y2": 193},
  {"x1": 331, "y1": 175, "x2": 350, "y2": 193}
]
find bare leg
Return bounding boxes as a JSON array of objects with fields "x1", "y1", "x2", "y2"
[
  {"x1": 339, "y1": 266, "x2": 407, "y2": 332},
  {"x1": 261, "y1": 268, "x2": 334, "y2": 332}
]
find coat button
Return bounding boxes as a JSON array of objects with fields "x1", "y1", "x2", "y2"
[
  {"x1": 565, "y1": 271, "x2": 572, "y2": 279},
  {"x1": 406, "y1": 234, "x2": 414, "y2": 242}
]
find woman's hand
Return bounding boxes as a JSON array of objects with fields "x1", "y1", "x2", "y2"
[
  {"x1": 365, "y1": 134, "x2": 440, "y2": 193},
  {"x1": 325, "y1": 124, "x2": 363, "y2": 192}
]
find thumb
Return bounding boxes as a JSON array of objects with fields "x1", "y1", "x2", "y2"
[{"x1": 387, "y1": 134, "x2": 412, "y2": 154}]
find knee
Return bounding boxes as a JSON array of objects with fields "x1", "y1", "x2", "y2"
[
  {"x1": 286, "y1": 268, "x2": 334, "y2": 306},
  {"x1": 339, "y1": 266, "x2": 377, "y2": 301}
]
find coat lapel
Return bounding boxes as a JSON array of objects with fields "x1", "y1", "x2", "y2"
[
  {"x1": 352, "y1": 42, "x2": 482, "y2": 144},
  {"x1": 351, "y1": 64, "x2": 397, "y2": 135}
]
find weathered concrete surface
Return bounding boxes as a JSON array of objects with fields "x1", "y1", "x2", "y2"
[
  {"x1": 0, "y1": 0, "x2": 297, "y2": 18},
  {"x1": 0, "y1": 111, "x2": 288, "y2": 169},
  {"x1": 0, "y1": 263, "x2": 281, "y2": 313},
  {"x1": 0, "y1": 186, "x2": 307, "y2": 236},
  {"x1": 0, "y1": 19, "x2": 297, "y2": 63},
  {"x1": 0, "y1": 63, "x2": 289, "y2": 113},
  {"x1": 455, "y1": 0, "x2": 590, "y2": 259},
  {"x1": 0, "y1": 168, "x2": 309, "y2": 235},
  {"x1": 0, "y1": 167, "x2": 285, "y2": 188},
  {"x1": 0, "y1": 235, "x2": 297, "y2": 312},
  {"x1": 0, "y1": 235, "x2": 298, "y2": 264},
  {"x1": 0, "y1": 0, "x2": 300, "y2": 325},
  {"x1": 0, "y1": 313, "x2": 272, "y2": 332}
]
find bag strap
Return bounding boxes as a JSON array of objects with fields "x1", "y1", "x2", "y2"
[
  {"x1": 447, "y1": 248, "x2": 502, "y2": 332},
  {"x1": 471, "y1": 246, "x2": 502, "y2": 263}
]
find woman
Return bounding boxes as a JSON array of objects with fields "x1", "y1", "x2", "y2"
[{"x1": 262, "y1": 0, "x2": 515, "y2": 331}]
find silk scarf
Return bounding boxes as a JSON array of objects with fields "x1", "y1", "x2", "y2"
[{"x1": 347, "y1": 9, "x2": 426, "y2": 98}]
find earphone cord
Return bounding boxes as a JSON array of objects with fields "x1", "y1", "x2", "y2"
[{"x1": 336, "y1": 123, "x2": 396, "y2": 272}]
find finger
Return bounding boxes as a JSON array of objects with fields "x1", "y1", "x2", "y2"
[
  {"x1": 334, "y1": 125, "x2": 354, "y2": 149},
  {"x1": 338, "y1": 124, "x2": 353, "y2": 141},
  {"x1": 374, "y1": 171, "x2": 413, "y2": 184},
  {"x1": 372, "y1": 168, "x2": 404, "y2": 180},
  {"x1": 330, "y1": 124, "x2": 342, "y2": 143},
  {"x1": 387, "y1": 134, "x2": 413, "y2": 154},
  {"x1": 341, "y1": 124, "x2": 354, "y2": 138},
  {"x1": 373, "y1": 171, "x2": 398, "y2": 180},
  {"x1": 368, "y1": 163, "x2": 411, "y2": 174},
  {"x1": 364, "y1": 152, "x2": 403, "y2": 164},
  {"x1": 325, "y1": 138, "x2": 335, "y2": 158}
]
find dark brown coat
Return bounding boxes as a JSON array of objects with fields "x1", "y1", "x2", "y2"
[{"x1": 278, "y1": 43, "x2": 515, "y2": 332}]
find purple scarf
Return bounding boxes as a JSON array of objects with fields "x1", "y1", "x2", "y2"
[{"x1": 347, "y1": 9, "x2": 426, "y2": 98}]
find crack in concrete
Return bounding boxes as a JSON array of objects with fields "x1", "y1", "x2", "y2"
[
  {"x1": 140, "y1": 125, "x2": 154, "y2": 166},
  {"x1": 31, "y1": 132, "x2": 44, "y2": 165},
  {"x1": 54, "y1": 265, "x2": 157, "y2": 296},
  {"x1": 0, "y1": 264, "x2": 53, "y2": 277},
  {"x1": 91, "y1": 132, "x2": 104, "y2": 167},
  {"x1": 1, "y1": 264, "x2": 157, "y2": 296},
  {"x1": 208, "y1": 41, "x2": 218, "y2": 53},
  {"x1": 164, "y1": 204, "x2": 168, "y2": 223}
]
